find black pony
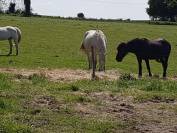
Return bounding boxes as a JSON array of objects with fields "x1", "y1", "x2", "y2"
[{"x1": 116, "y1": 38, "x2": 171, "y2": 78}]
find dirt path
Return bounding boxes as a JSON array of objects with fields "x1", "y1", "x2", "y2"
[{"x1": 0, "y1": 68, "x2": 120, "y2": 82}]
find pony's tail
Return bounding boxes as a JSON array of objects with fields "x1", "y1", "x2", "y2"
[
  {"x1": 91, "y1": 46, "x2": 96, "y2": 80},
  {"x1": 80, "y1": 42, "x2": 85, "y2": 50},
  {"x1": 15, "y1": 27, "x2": 21, "y2": 43}
]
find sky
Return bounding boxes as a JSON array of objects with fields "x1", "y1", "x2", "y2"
[{"x1": 31, "y1": 0, "x2": 149, "y2": 20}]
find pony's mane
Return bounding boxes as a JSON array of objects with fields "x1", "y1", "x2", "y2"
[{"x1": 128, "y1": 38, "x2": 149, "y2": 44}]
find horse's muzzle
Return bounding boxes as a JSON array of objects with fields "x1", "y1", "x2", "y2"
[{"x1": 116, "y1": 57, "x2": 122, "y2": 62}]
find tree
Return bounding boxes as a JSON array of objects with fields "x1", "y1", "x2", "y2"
[
  {"x1": 24, "y1": 0, "x2": 31, "y2": 16},
  {"x1": 147, "y1": 0, "x2": 168, "y2": 21},
  {"x1": 8, "y1": 2, "x2": 16, "y2": 14},
  {"x1": 77, "y1": 12, "x2": 85, "y2": 19},
  {"x1": 147, "y1": 0, "x2": 177, "y2": 21},
  {"x1": 166, "y1": 0, "x2": 177, "y2": 21},
  {"x1": 0, "y1": 0, "x2": 5, "y2": 13}
]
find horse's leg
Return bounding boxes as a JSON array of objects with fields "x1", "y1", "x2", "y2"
[
  {"x1": 98, "y1": 52, "x2": 105, "y2": 71},
  {"x1": 145, "y1": 59, "x2": 152, "y2": 77},
  {"x1": 87, "y1": 52, "x2": 92, "y2": 70},
  {"x1": 92, "y1": 50, "x2": 97, "y2": 71},
  {"x1": 161, "y1": 57, "x2": 168, "y2": 78},
  {"x1": 8, "y1": 39, "x2": 13, "y2": 55},
  {"x1": 95, "y1": 54, "x2": 97, "y2": 70},
  {"x1": 14, "y1": 40, "x2": 18, "y2": 55},
  {"x1": 137, "y1": 57, "x2": 142, "y2": 78},
  {"x1": 102, "y1": 53, "x2": 106, "y2": 72}
]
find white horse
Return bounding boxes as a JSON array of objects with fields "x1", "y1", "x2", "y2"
[
  {"x1": 80, "y1": 30, "x2": 107, "y2": 71},
  {"x1": 0, "y1": 26, "x2": 21, "y2": 55}
]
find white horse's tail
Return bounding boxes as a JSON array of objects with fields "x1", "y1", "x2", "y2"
[
  {"x1": 15, "y1": 27, "x2": 21, "y2": 43},
  {"x1": 91, "y1": 46, "x2": 96, "y2": 80}
]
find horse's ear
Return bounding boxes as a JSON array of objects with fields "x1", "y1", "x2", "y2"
[
  {"x1": 120, "y1": 42, "x2": 126, "y2": 45},
  {"x1": 131, "y1": 38, "x2": 139, "y2": 42},
  {"x1": 117, "y1": 42, "x2": 126, "y2": 50},
  {"x1": 117, "y1": 42, "x2": 123, "y2": 47},
  {"x1": 123, "y1": 43, "x2": 128, "y2": 49},
  {"x1": 121, "y1": 42, "x2": 127, "y2": 47}
]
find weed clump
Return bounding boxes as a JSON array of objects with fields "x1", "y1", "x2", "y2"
[
  {"x1": 77, "y1": 96, "x2": 91, "y2": 103},
  {"x1": 0, "y1": 100, "x2": 6, "y2": 109},
  {"x1": 28, "y1": 73, "x2": 47, "y2": 84},
  {"x1": 119, "y1": 73, "x2": 136, "y2": 81},
  {"x1": 71, "y1": 85, "x2": 79, "y2": 92}
]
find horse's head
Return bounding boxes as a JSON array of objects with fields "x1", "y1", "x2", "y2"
[{"x1": 116, "y1": 42, "x2": 128, "y2": 62}]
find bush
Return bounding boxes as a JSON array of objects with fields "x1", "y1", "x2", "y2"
[
  {"x1": 77, "y1": 12, "x2": 85, "y2": 19},
  {"x1": 71, "y1": 85, "x2": 79, "y2": 91},
  {"x1": 8, "y1": 2, "x2": 16, "y2": 14}
]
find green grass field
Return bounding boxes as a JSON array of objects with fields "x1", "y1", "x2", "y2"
[
  {"x1": 0, "y1": 74, "x2": 177, "y2": 133},
  {"x1": 0, "y1": 15, "x2": 177, "y2": 132},
  {"x1": 0, "y1": 15, "x2": 177, "y2": 76},
  {"x1": 1, "y1": 73, "x2": 177, "y2": 132}
]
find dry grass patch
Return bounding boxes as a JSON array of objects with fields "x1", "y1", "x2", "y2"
[{"x1": 0, "y1": 68, "x2": 119, "y2": 82}]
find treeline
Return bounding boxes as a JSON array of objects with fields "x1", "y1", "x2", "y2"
[
  {"x1": 0, "y1": 0, "x2": 31, "y2": 16},
  {"x1": 147, "y1": 0, "x2": 177, "y2": 21}
]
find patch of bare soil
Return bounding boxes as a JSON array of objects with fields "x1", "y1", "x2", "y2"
[
  {"x1": 72, "y1": 92, "x2": 177, "y2": 132},
  {"x1": 25, "y1": 95, "x2": 62, "y2": 112},
  {"x1": 0, "y1": 68, "x2": 119, "y2": 82},
  {"x1": 24, "y1": 91, "x2": 177, "y2": 132},
  {"x1": 133, "y1": 101, "x2": 177, "y2": 133},
  {"x1": 74, "y1": 92, "x2": 135, "y2": 120}
]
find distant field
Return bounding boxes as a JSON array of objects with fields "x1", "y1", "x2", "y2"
[{"x1": 0, "y1": 15, "x2": 177, "y2": 75}]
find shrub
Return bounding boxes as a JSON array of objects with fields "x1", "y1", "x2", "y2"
[{"x1": 77, "y1": 12, "x2": 85, "y2": 19}]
